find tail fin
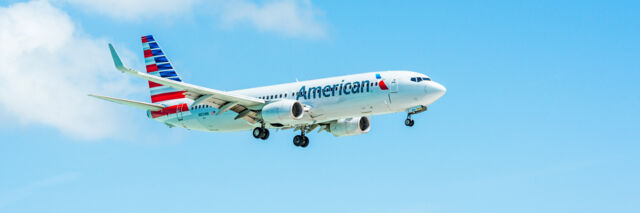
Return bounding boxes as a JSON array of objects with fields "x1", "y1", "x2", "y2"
[{"x1": 141, "y1": 35, "x2": 188, "y2": 105}]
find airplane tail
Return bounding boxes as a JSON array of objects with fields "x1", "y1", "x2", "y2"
[{"x1": 141, "y1": 35, "x2": 188, "y2": 106}]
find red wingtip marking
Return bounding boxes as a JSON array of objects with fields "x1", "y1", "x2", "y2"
[{"x1": 141, "y1": 36, "x2": 148, "y2": 43}]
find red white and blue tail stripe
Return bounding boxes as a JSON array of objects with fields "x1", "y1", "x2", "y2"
[{"x1": 141, "y1": 35, "x2": 187, "y2": 105}]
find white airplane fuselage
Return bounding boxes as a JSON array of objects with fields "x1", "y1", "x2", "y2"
[{"x1": 152, "y1": 70, "x2": 446, "y2": 132}]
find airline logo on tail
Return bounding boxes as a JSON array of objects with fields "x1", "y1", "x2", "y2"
[{"x1": 141, "y1": 35, "x2": 187, "y2": 104}]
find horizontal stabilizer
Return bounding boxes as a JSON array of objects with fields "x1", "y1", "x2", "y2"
[{"x1": 89, "y1": 94, "x2": 164, "y2": 111}]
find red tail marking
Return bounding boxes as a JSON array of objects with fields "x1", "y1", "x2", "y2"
[
  {"x1": 146, "y1": 64, "x2": 158, "y2": 72},
  {"x1": 148, "y1": 81, "x2": 162, "y2": 88},
  {"x1": 144, "y1": 49, "x2": 153, "y2": 58},
  {"x1": 151, "y1": 91, "x2": 185, "y2": 103},
  {"x1": 150, "y1": 103, "x2": 189, "y2": 118}
]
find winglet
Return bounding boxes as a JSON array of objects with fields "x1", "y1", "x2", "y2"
[{"x1": 108, "y1": 43, "x2": 134, "y2": 74}]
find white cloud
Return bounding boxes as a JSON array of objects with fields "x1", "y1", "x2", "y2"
[
  {"x1": 0, "y1": 0, "x2": 141, "y2": 140},
  {"x1": 59, "y1": 0, "x2": 200, "y2": 20},
  {"x1": 220, "y1": 0, "x2": 327, "y2": 38},
  {"x1": 57, "y1": 0, "x2": 327, "y2": 38}
]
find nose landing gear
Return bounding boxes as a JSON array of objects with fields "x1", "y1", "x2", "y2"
[
  {"x1": 405, "y1": 117, "x2": 415, "y2": 127},
  {"x1": 405, "y1": 105, "x2": 427, "y2": 127}
]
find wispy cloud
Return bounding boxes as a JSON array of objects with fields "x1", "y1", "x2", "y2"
[
  {"x1": 0, "y1": 172, "x2": 80, "y2": 208},
  {"x1": 58, "y1": 0, "x2": 200, "y2": 20},
  {"x1": 220, "y1": 0, "x2": 327, "y2": 39},
  {"x1": 0, "y1": 0, "x2": 141, "y2": 140},
  {"x1": 0, "y1": 0, "x2": 327, "y2": 140},
  {"x1": 58, "y1": 0, "x2": 328, "y2": 39}
]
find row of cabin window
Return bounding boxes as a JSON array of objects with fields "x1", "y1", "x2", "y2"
[
  {"x1": 191, "y1": 105, "x2": 210, "y2": 110},
  {"x1": 258, "y1": 82, "x2": 379, "y2": 100}
]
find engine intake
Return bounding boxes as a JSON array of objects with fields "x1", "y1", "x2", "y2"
[
  {"x1": 330, "y1": 116, "x2": 371, "y2": 137},
  {"x1": 261, "y1": 100, "x2": 304, "y2": 125}
]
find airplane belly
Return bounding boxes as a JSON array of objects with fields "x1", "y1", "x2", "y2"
[
  {"x1": 303, "y1": 92, "x2": 390, "y2": 122},
  {"x1": 196, "y1": 110, "x2": 255, "y2": 132}
]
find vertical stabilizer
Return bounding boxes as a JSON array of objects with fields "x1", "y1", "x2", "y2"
[{"x1": 141, "y1": 35, "x2": 188, "y2": 106}]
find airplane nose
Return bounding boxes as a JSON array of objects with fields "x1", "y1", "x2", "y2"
[{"x1": 425, "y1": 82, "x2": 446, "y2": 99}]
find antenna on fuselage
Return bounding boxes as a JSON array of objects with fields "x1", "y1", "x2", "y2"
[{"x1": 295, "y1": 78, "x2": 299, "y2": 82}]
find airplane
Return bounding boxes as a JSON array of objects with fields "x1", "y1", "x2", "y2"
[{"x1": 91, "y1": 35, "x2": 446, "y2": 148}]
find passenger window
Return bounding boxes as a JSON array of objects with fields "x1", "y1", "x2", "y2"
[{"x1": 375, "y1": 82, "x2": 378, "y2": 86}]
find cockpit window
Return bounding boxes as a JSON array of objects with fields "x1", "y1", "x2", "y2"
[{"x1": 411, "y1": 76, "x2": 432, "y2": 82}]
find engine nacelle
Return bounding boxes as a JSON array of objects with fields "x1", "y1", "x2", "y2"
[
  {"x1": 329, "y1": 116, "x2": 371, "y2": 137},
  {"x1": 261, "y1": 99, "x2": 304, "y2": 126}
]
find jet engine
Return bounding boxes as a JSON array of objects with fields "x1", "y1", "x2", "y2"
[
  {"x1": 261, "y1": 99, "x2": 304, "y2": 126},
  {"x1": 329, "y1": 116, "x2": 371, "y2": 137}
]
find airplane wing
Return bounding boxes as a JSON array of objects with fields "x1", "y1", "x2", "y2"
[
  {"x1": 89, "y1": 94, "x2": 164, "y2": 111},
  {"x1": 108, "y1": 44, "x2": 265, "y2": 123}
]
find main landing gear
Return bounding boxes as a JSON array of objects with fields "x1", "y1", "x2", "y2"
[
  {"x1": 405, "y1": 105, "x2": 427, "y2": 127},
  {"x1": 293, "y1": 127, "x2": 309, "y2": 148},
  {"x1": 252, "y1": 126, "x2": 269, "y2": 140}
]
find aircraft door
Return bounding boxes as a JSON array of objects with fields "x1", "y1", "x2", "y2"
[
  {"x1": 388, "y1": 78, "x2": 399, "y2": 93},
  {"x1": 384, "y1": 77, "x2": 399, "y2": 109}
]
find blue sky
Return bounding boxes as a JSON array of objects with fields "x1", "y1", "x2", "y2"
[{"x1": 1, "y1": 0, "x2": 639, "y2": 212}]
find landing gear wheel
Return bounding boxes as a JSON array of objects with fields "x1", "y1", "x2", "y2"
[
  {"x1": 253, "y1": 127, "x2": 269, "y2": 140},
  {"x1": 260, "y1": 129, "x2": 269, "y2": 140},
  {"x1": 300, "y1": 136, "x2": 309, "y2": 148},
  {"x1": 252, "y1": 127, "x2": 263, "y2": 138},
  {"x1": 293, "y1": 135, "x2": 303, "y2": 146},
  {"x1": 405, "y1": 118, "x2": 415, "y2": 127}
]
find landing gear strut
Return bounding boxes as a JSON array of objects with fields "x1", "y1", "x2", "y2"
[
  {"x1": 252, "y1": 126, "x2": 269, "y2": 140},
  {"x1": 293, "y1": 127, "x2": 309, "y2": 148},
  {"x1": 405, "y1": 105, "x2": 427, "y2": 127}
]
